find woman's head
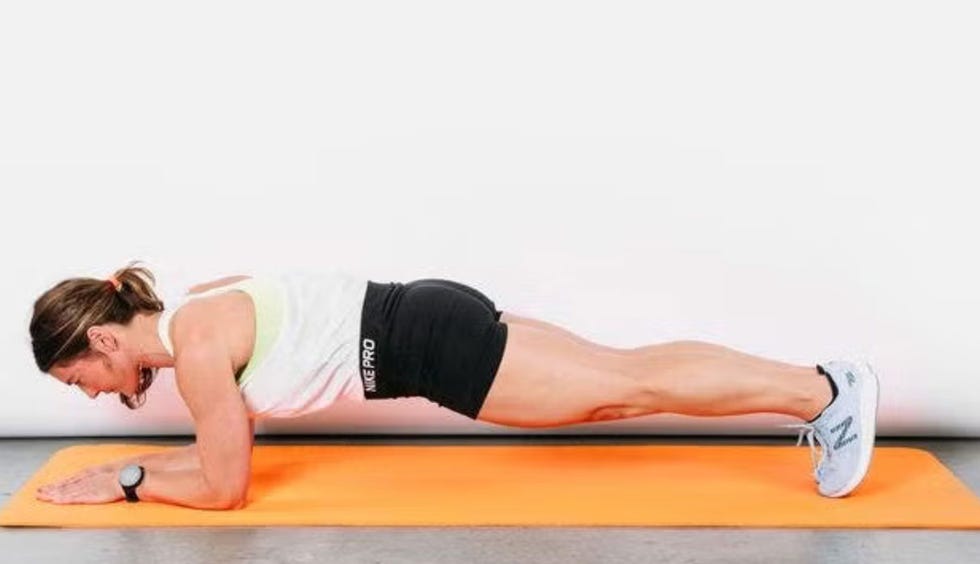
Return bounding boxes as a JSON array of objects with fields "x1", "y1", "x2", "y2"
[{"x1": 30, "y1": 261, "x2": 164, "y2": 409}]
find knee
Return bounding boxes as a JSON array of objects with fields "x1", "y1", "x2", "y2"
[
  {"x1": 586, "y1": 404, "x2": 655, "y2": 422},
  {"x1": 666, "y1": 340, "x2": 710, "y2": 353}
]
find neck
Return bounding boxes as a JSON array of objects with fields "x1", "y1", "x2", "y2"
[{"x1": 130, "y1": 311, "x2": 175, "y2": 369}]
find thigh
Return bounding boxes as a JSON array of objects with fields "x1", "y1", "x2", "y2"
[
  {"x1": 476, "y1": 323, "x2": 647, "y2": 428},
  {"x1": 498, "y1": 311, "x2": 628, "y2": 354}
]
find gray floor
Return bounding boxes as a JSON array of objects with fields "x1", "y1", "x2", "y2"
[{"x1": 2, "y1": 435, "x2": 979, "y2": 564}]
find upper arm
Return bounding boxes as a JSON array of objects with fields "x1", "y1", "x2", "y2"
[{"x1": 172, "y1": 310, "x2": 252, "y2": 505}]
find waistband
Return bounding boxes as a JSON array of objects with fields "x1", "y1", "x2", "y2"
[{"x1": 359, "y1": 280, "x2": 413, "y2": 399}]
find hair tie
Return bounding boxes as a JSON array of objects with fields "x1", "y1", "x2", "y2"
[{"x1": 106, "y1": 276, "x2": 122, "y2": 292}]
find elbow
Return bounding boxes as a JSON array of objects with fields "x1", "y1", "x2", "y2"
[
  {"x1": 207, "y1": 483, "x2": 249, "y2": 510},
  {"x1": 196, "y1": 467, "x2": 250, "y2": 510},
  {"x1": 209, "y1": 492, "x2": 247, "y2": 510},
  {"x1": 214, "y1": 496, "x2": 247, "y2": 510}
]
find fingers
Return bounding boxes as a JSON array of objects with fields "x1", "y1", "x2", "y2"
[
  {"x1": 36, "y1": 464, "x2": 114, "y2": 501},
  {"x1": 37, "y1": 489, "x2": 90, "y2": 504},
  {"x1": 36, "y1": 482, "x2": 77, "y2": 503},
  {"x1": 38, "y1": 469, "x2": 92, "y2": 493},
  {"x1": 36, "y1": 479, "x2": 96, "y2": 504},
  {"x1": 35, "y1": 466, "x2": 122, "y2": 505}
]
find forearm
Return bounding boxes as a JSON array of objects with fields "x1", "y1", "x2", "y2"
[
  {"x1": 116, "y1": 423, "x2": 254, "y2": 473},
  {"x1": 115, "y1": 444, "x2": 201, "y2": 473},
  {"x1": 39, "y1": 445, "x2": 246, "y2": 509},
  {"x1": 134, "y1": 467, "x2": 245, "y2": 510}
]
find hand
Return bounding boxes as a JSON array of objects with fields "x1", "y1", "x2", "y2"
[
  {"x1": 36, "y1": 463, "x2": 125, "y2": 505},
  {"x1": 39, "y1": 461, "x2": 121, "y2": 490}
]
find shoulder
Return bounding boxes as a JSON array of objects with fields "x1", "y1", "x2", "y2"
[
  {"x1": 169, "y1": 297, "x2": 236, "y2": 357},
  {"x1": 186, "y1": 275, "x2": 252, "y2": 295},
  {"x1": 170, "y1": 274, "x2": 254, "y2": 351},
  {"x1": 169, "y1": 303, "x2": 237, "y2": 397}
]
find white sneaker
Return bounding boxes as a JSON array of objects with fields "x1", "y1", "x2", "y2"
[{"x1": 782, "y1": 360, "x2": 880, "y2": 497}]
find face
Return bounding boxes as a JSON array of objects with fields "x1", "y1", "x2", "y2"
[{"x1": 50, "y1": 346, "x2": 140, "y2": 399}]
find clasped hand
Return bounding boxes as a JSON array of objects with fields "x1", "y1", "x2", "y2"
[{"x1": 36, "y1": 462, "x2": 125, "y2": 505}]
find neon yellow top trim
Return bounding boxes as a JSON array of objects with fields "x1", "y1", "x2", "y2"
[{"x1": 232, "y1": 277, "x2": 285, "y2": 388}]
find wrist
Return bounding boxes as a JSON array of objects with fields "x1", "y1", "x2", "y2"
[
  {"x1": 114, "y1": 476, "x2": 126, "y2": 500},
  {"x1": 118, "y1": 464, "x2": 146, "y2": 502}
]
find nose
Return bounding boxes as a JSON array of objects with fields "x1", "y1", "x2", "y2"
[{"x1": 82, "y1": 386, "x2": 100, "y2": 399}]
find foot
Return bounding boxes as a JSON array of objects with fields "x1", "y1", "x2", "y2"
[{"x1": 783, "y1": 360, "x2": 880, "y2": 497}]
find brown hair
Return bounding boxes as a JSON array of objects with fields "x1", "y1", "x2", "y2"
[{"x1": 29, "y1": 260, "x2": 165, "y2": 409}]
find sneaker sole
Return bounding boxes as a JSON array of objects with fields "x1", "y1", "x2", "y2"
[{"x1": 822, "y1": 361, "x2": 880, "y2": 497}]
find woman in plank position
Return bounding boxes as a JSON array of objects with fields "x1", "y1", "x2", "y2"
[{"x1": 30, "y1": 262, "x2": 879, "y2": 508}]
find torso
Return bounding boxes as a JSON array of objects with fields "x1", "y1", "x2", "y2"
[{"x1": 165, "y1": 270, "x2": 369, "y2": 416}]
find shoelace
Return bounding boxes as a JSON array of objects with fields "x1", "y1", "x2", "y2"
[{"x1": 781, "y1": 422, "x2": 829, "y2": 480}]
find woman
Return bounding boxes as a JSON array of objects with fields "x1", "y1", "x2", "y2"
[{"x1": 29, "y1": 262, "x2": 879, "y2": 508}]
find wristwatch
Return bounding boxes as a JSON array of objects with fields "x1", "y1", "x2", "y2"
[{"x1": 118, "y1": 464, "x2": 145, "y2": 503}]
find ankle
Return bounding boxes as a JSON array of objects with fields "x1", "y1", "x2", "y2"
[{"x1": 798, "y1": 367, "x2": 834, "y2": 422}]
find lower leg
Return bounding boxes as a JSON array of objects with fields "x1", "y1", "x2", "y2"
[{"x1": 623, "y1": 341, "x2": 833, "y2": 421}]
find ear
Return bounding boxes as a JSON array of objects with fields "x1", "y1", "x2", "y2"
[{"x1": 86, "y1": 325, "x2": 119, "y2": 355}]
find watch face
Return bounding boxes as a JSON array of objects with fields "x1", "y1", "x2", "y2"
[{"x1": 119, "y1": 464, "x2": 142, "y2": 487}]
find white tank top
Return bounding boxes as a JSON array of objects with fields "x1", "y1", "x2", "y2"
[{"x1": 157, "y1": 270, "x2": 369, "y2": 418}]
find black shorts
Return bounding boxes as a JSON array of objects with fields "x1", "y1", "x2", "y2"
[{"x1": 358, "y1": 278, "x2": 509, "y2": 419}]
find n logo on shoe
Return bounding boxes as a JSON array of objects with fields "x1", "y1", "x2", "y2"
[{"x1": 831, "y1": 415, "x2": 857, "y2": 450}]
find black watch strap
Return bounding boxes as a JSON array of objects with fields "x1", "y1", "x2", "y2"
[{"x1": 120, "y1": 465, "x2": 145, "y2": 503}]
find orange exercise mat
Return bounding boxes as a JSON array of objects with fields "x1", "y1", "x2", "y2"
[{"x1": 2, "y1": 443, "x2": 980, "y2": 528}]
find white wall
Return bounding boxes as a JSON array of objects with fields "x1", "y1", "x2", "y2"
[{"x1": 1, "y1": 1, "x2": 977, "y2": 437}]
